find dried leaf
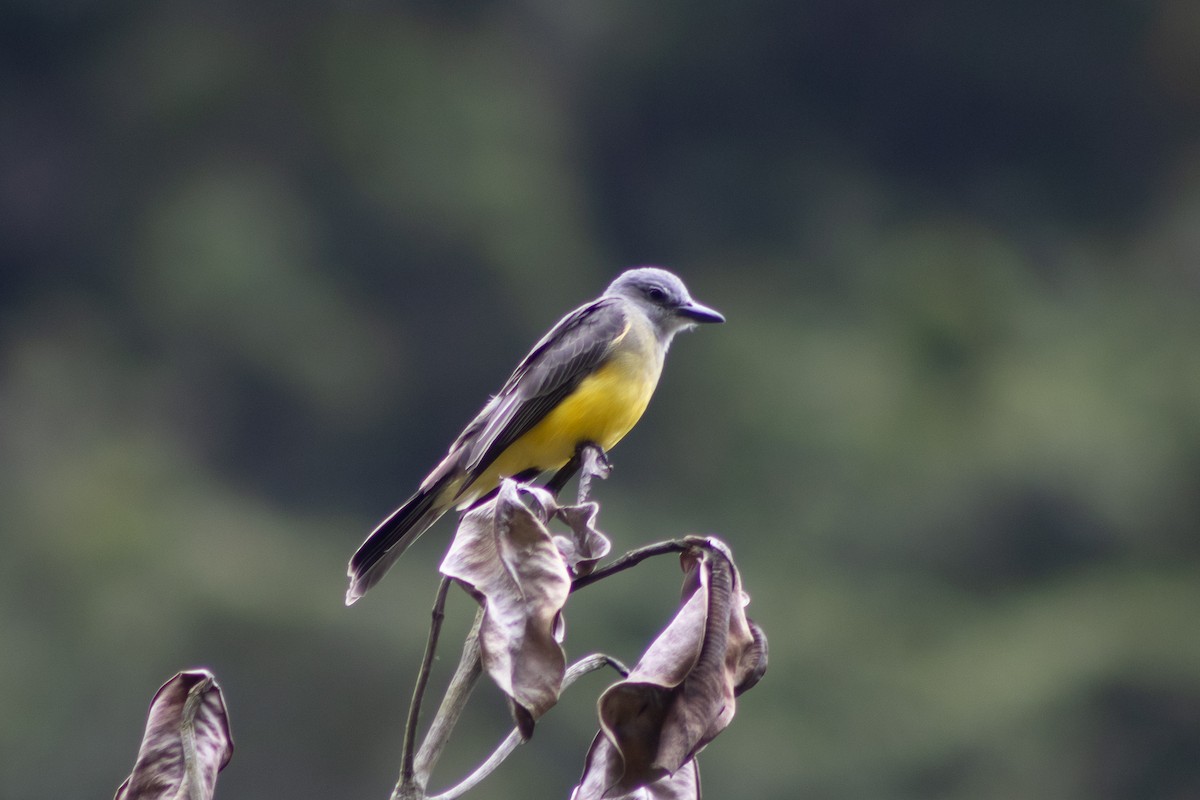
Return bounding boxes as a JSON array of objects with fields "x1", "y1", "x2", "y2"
[
  {"x1": 516, "y1": 484, "x2": 612, "y2": 578},
  {"x1": 734, "y1": 618, "x2": 768, "y2": 697},
  {"x1": 573, "y1": 746, "x2": 700, "y2": 800},
  {"x1": 440, "y1": 480, "x2": 571, "y2": 735},
  {"x1": 572, "y1": 538, "x2": 767, "y2": 799},
  {"x1": 551, "y1": 503, "x2": 611, "y2": 579},
  {"x1": 114, "y1": 669, "x2": 233, "y2": 800}
]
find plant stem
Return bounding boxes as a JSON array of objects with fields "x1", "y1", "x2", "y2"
[
  {"x1": 429, "y1": 654, "x2": 629, "y2": 800},
  {"x1": 412, "y1": 608, "x2": 485, "y2": 785},
  {"x1": 396, "y1": 576, "x2": 452, "y2": 796},
  {"x1": 570, "y1": 539, "x2": 693, "y2": 592}
]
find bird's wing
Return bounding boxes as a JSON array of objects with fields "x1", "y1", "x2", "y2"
[{"x1": 450, "y1": 296, "x2": 631, "y2": 479}]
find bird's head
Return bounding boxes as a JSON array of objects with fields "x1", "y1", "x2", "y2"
[{"x1": 604, "y1": 267, "x2": 725, "y2": 341}]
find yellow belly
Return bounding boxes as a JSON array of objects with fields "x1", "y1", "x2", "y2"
[{"x1": 458, "y1": 344, "x2": 662, "y2": 505}]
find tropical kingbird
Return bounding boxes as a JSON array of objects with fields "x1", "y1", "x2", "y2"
[{"x1": 346, "y1": 267, "x2": 724, "y2": 604}]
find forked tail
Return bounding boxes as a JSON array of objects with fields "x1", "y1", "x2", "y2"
[{"x1": 345, "y1": 475, "x2": 454, "y2": 605}]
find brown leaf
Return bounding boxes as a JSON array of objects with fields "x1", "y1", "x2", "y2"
[
  {"x1": 573, "y1": 744, "x2": 701, "y2": 800},
  {"x1": 571, "y1": 538, "x2": 767, "y2": 799},
  {"x1": 440, "y1": 480, "x2": 572, "y2": 735},
  {"x1": 516, "y1": 484, "x2": 612, "y2": 578},
  {"x1": 734, "y1": 618, "x2": 768, "y2": 697},
  {"x1": 114, "y1": 669, "x2": 233, "y2": 800},
  {"x1": 551, "y1": 503, "x2": 612, "y2": 579}
]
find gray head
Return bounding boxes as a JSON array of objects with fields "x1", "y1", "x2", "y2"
[{"x1": 603, "y1": 267, "x2": 724, "y2": 342}]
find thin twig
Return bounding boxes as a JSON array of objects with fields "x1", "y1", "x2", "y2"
[
  {"x1": 398, "y1": 578, "x2": 452, "y2": 789},
  {"x1": 412, "y1": 607, "x2": 485, "y2": 785},
  {"x1": 565, "y1": 653, "x2": 630, "y2": 681},
  {"x1": 429, "y1": 653, "x2": 630, "y2": 800},
  {"x1": 433, "y1": 728, "x2": 523, "y2": 800},
  {"x1": 570, "y1": 538, "x2": 692, "y2": 592}
]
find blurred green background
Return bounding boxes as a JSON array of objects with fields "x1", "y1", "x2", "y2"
[{"x1": 3, "y1": 1, "x2": 1200, "y2": 798}]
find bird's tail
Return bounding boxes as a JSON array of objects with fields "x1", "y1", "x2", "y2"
[{"x1": 345, "y1": 475, "x2": 456, "y2": 605}]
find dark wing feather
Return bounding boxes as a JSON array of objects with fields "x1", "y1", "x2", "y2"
[{"x1": 454, "y1": 296, "x2": 629, "y2": 480}]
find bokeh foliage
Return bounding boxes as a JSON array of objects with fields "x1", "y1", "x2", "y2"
[{"x1": 2, "y1": 1, "x2": 1199, "y2": 798}]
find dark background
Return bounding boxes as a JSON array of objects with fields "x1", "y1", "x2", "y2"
[{"x1": 3, "y1": 1, "x2": 1199, "y2": 798}]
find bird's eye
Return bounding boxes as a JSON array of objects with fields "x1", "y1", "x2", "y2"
[{"x1": 646, "y1": 286, "x2": 667, "y2": 303}]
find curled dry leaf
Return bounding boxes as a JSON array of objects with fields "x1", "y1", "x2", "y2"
[
  {"x1": 549, "y1": 502, "x2": 611, "y2": 579},
  {"x1": 575, "y1": 751, "x2": 701, "y2": 800},
  {"x1": 114, "y1": 669, "x2": 233, "y2": 800},
  {"x1": 440, "y1": 480, "x2": 587, "y2": 736},
  {"x1": 517, "y1": 483, "x2": 611, "y2": 577},
  {"x1": 572, "y1": 538, "x2": 767, "y2": 800}
]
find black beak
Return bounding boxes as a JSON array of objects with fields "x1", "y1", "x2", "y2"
[{"x1": 678, "y1": 300, "x2": 725, "y2": 324}]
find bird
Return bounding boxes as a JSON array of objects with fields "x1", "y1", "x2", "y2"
[{"x1": 346, "y1": 267, "x2": 724, "y2": 604}]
